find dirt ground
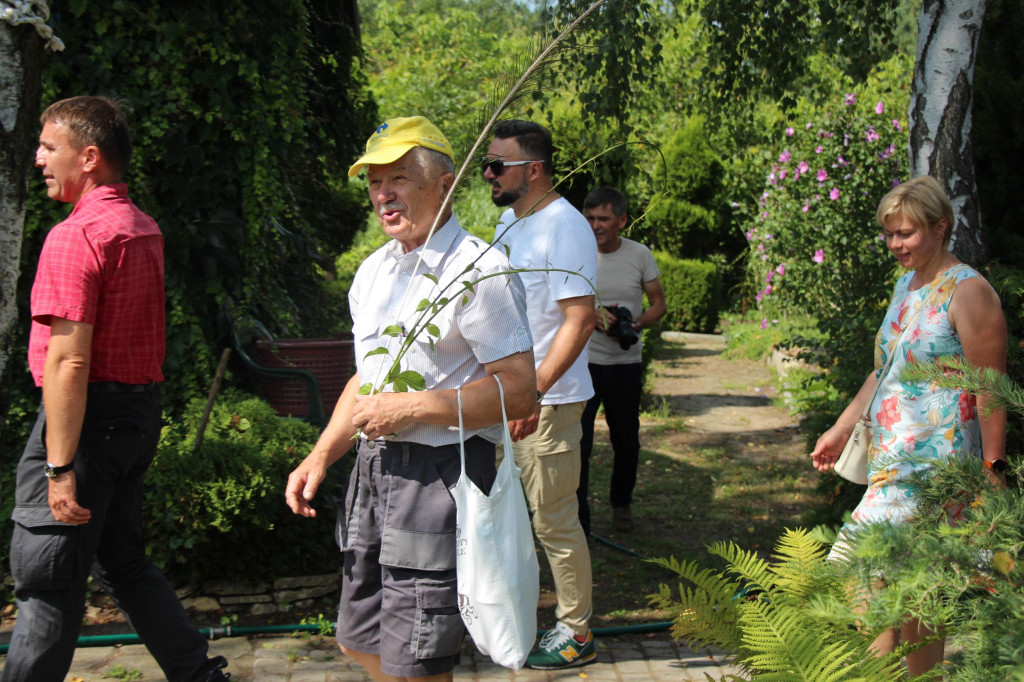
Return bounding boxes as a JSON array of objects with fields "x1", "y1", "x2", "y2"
[{"x1": 540, "y1": 331, "x2": 818, "y2": 628}]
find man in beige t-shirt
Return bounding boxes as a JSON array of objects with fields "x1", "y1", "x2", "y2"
[{"x1": 578, "y1": 187, "x2": 666, "y2": 535}]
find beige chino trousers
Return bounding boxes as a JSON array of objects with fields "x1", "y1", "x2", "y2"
[{"x1": 500, "y1": 402, "x2": 593, "y2": 635}]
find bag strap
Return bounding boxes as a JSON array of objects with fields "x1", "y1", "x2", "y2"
[
  {"x1": 456, "y1": 375, "x2": 515, "y2": 486},
  {"x1": 858, "y1": 263, "x2": 969, "y2": 418}
]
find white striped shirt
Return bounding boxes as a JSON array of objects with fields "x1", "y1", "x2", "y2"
[{"x1": 349, "y1": 215, "x2": 533, "y2": 446}]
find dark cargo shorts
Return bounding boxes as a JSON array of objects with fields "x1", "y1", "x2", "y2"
[{"x1": 335, "y1": 437, "x2": 496, "y2": 678}]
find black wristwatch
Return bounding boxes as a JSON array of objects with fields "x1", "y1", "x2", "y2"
[
  {"x1": 983, "y1": 459, "x2": 1008, "y2": 474},
  {"x1": 43, "y1": 461, "x2": 74, "y2": 479}
]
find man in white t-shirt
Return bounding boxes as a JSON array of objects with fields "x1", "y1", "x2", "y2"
[
  {"x1": 486, "y1": 120, "x2": 597, "y2": 670},
  {"x1": 577, "y1": 187, "x2": 666, "y2": 536}
]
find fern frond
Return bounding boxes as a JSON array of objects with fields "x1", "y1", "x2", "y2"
[
  {"x1": 738, "y1": 598, "x2": 901, "y2": 681},
  {"x1": 770, "y1": 528, "x2": 832, "y2": 600},
  {"x1": 709, "y1": 540, "x2": 782, "y2": 596}
]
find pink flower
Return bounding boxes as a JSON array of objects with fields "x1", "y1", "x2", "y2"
[
  {"x1": 892, "y1": 119, "x2": 902, "y2": 132},
  {"x1": 801, "y1": 203, "x2": 810, "y2": 213},
  {"x1": 798, "y1": 160, "x2": 809, "y2": 174},
  {"x1": 829, "y1": 188, "x2": 840, "y2": 200},
  {"x1": 779, "y1": 149, "x2": 791, "y2": 163},
  {"x1": 755, "y1": 292, "x2": 763, "y2": 304},
  {"x1": 837, "y1": 155, "x2": 847, "y2": 166},
  {"x1": 866, "y1": 128, "x2": 880, "y2": 142},
  {"x1": 816, "y1": 169, "x2": 828, "y2": 182},
  {"x1": 813, "y1": 249, "x2": 825, "y2": 264},
  {"x1": 775, "y1": 263, "x2": 785, "y2": 276},
  {"x1": 779, "y1": 168, "x2": 788, "y2": 180},
  {"x1": 891, "y1": 177, "x2": 901, "y2": 188},
  {"x1": 785, "y1": 127, "x2": 795, "y2": 137},
  {"x1": 958, "y1": 391, "x2": 977, "y2": 423},
  {"x1": 815, "y1": 146, "x2": 824, "y2": 154},
  {"x1": 765, "y1": 271, "x2": 774, "y2": 283},
  {"x1": 805, "y1": 122, "x2": 813, "y2": 130},
  {"x1": 844, "y1": 93, "x2": 857, "y2": 106},
  {"x1": 764, "y1": 285, "x2": 773, "y2": 295},
  {"x1": 876, "y1": 396, "x2": 900, "y2": 430},
  {"x1": 760, "y1": 318, "x2": 769, "y2": 330},
  {"x1": 874, "y1": 101, "x2": 884, "y2": 115}
]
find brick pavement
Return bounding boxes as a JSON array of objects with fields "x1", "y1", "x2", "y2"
[{"x1": 1, "y1": 631, "x2": 740, "y2": 681}]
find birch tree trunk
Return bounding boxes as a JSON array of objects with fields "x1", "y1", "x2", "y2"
[
  {"x1": 910, "y1": 0, "x2": 987, "y2": 265},
  {"x1": 0, "y1": 20, "x2": 44, "y2": 443}
]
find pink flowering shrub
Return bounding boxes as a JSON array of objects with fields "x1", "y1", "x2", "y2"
[{"x1": 744, "y1": 92, "x2": 908, "y2": 336}]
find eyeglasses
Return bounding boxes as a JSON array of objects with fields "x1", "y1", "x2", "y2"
[{"x1": 480, "y1": 159, "x2": 541, "y2": 176}]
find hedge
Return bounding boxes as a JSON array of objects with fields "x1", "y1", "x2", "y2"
[{"x1": 653, "y1": 253, "x2": 721, "y2": 333}]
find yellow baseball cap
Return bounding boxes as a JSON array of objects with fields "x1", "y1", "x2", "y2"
[{"x1": 348, "y1": 116, "x2": 454, "y2": 178}]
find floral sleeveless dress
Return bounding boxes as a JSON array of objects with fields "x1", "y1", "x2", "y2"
[{"x1": 849, "y1": 264, "x2": 983, "y2": 527}]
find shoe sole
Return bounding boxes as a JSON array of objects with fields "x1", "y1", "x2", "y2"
[{"x1": 526, "y1": 651, "x2": 597, "y2": 670}]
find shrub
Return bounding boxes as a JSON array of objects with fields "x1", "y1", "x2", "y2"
[
  {"x1": 653, "y1": 253, "x2": 721, "y2": 333},
  {"x1": 639, "y1": 116, "x2": 739, "y2": 261},
  {"x1": 143, "y1": 390, "x2": 348, "y2": 583},
  {"x1": 743, "y1": 82, "x2": 910, "y2": 406}
]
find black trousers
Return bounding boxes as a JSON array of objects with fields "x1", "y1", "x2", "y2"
[{"x1": 577, "y1": 362, "x2": 643, "y2": 536}]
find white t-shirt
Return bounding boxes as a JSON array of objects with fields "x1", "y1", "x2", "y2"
[
  {"x1": 587, "y1": 238, "x2": 661, "y2": 365},
  {"x1": 494, "y1": 197, "x2": 597, "y2": 404}
]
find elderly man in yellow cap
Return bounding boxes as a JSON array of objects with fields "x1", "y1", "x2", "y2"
[{"x1": 286, "y1": 117, "x2": 535, "y2": 681}]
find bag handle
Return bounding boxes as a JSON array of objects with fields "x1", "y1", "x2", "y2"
[
  {"x1": 456, "y1": 375, "x2": 513, "y2": 482},
  {"x1": 858, "y1": 263, "x2": 969, "y2": 419}
]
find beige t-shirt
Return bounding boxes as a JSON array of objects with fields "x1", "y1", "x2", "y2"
[{"x1": 588, "y1": 238, "x2": 660, "y2": 365}]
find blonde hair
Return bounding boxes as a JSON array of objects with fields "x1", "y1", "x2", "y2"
[{"x1": 875, "y1": 175, "x2": 954, "y2": 247}]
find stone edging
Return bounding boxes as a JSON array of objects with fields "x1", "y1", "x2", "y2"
[{"x1": 178, "y1": 573, "x2": 341, "y2": 616}]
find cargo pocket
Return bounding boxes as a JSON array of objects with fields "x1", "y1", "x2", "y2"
[
  {"x1": 411, "y1": 577, "x2": 464, "y2": 660},
  {"x1": 10, "y1": 505, "x2": 77, "y2": 591},
  {"x1": 336, "y1": 461, "x2": 365, "y2": 553}
]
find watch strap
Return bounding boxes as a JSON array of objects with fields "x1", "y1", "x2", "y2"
[{"x1": 44, "y1": 461, "x2": 74, "y2": 478}]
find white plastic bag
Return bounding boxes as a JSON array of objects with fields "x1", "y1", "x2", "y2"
[{"x1": 452, "y1": 376, "x2": 539, "y2": 670}]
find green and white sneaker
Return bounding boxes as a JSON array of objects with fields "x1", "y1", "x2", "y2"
[{"x1": 526, "y1": 622, "x2": 596, "y2": 669}]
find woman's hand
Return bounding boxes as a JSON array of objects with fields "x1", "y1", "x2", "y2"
[{"x1": 810, "y1": 423, "x2": 854, "y2": 473}]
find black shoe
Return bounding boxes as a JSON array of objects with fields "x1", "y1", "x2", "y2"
[{"x1": 195, "y1": 656, "x2": 230, "y2": 681}]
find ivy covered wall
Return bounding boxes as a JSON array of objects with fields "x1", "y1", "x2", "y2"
[{"x1": 17, "y1": 0, "x2": 377, "y2": 412}]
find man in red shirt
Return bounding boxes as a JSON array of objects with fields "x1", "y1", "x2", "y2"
[{"x1": 2, "y1": 97, "x2": 229, "y2": 682}]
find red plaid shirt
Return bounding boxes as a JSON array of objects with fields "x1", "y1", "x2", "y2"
[{"x1": 29, "y1": 184, "x2": 165, "y2": 386}]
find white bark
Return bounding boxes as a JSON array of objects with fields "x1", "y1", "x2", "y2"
[
  {"x1": 1, "y1": 18, "x2": 43, "y2": 439},
  {"x1": 910, "y1": 0, "x2": 987, "y2": 264}
]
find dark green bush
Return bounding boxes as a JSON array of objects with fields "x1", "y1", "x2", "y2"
[
  {"x1": 652, "y1": 253, "x2": 721, "y2": 333},
  {"x1": 144, "y1": 390, "x2": 348, "y2": 583}
]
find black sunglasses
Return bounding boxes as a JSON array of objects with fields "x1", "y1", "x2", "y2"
[{"x1": 480, "y1": 159, "x2": 541, "y2": 176}]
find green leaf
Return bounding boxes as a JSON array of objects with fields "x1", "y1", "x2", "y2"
[
  {"x1": 422, "y1": 273, "x2": 439, "y2": 285},
  {"x1": 461, "y1": 295, "x2": 469, "y2": 306},
  {"x1": 462, "y1": 280, "x2": 476, "y2": 294},
  {"x1": 382, "y1": 325, "x2": 403, "y2": 337},
  {"x1": 415, "y1": 298, "x2": 431, "y2": 312},
  {"x1": 398, "y1": 371, "x2": 426, "y2": 391},
  {"x1": 392, "y1": 378, "x2": 408, "y2": 392},
  {"x1": 358, "y1": 383, "x2": 373, "y2": 395},
  {"x1": 364, "y1": 347, "x2": 389, "y2": 358},
  {"x1": 426, "y1": 323, "x2": 441, "y2": 338}
]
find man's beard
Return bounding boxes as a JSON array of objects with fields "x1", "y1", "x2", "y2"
[{"x1": 490, "y1": 177, "x2": 529, "y2": 207}]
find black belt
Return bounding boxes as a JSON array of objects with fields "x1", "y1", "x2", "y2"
[{"x1": 87, "y1": 382, "x2": 158, "y2": 395}]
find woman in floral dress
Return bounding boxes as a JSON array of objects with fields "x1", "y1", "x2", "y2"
[{"x1": 810, "y1": 175, "x2": 1007, "y2": 675}]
